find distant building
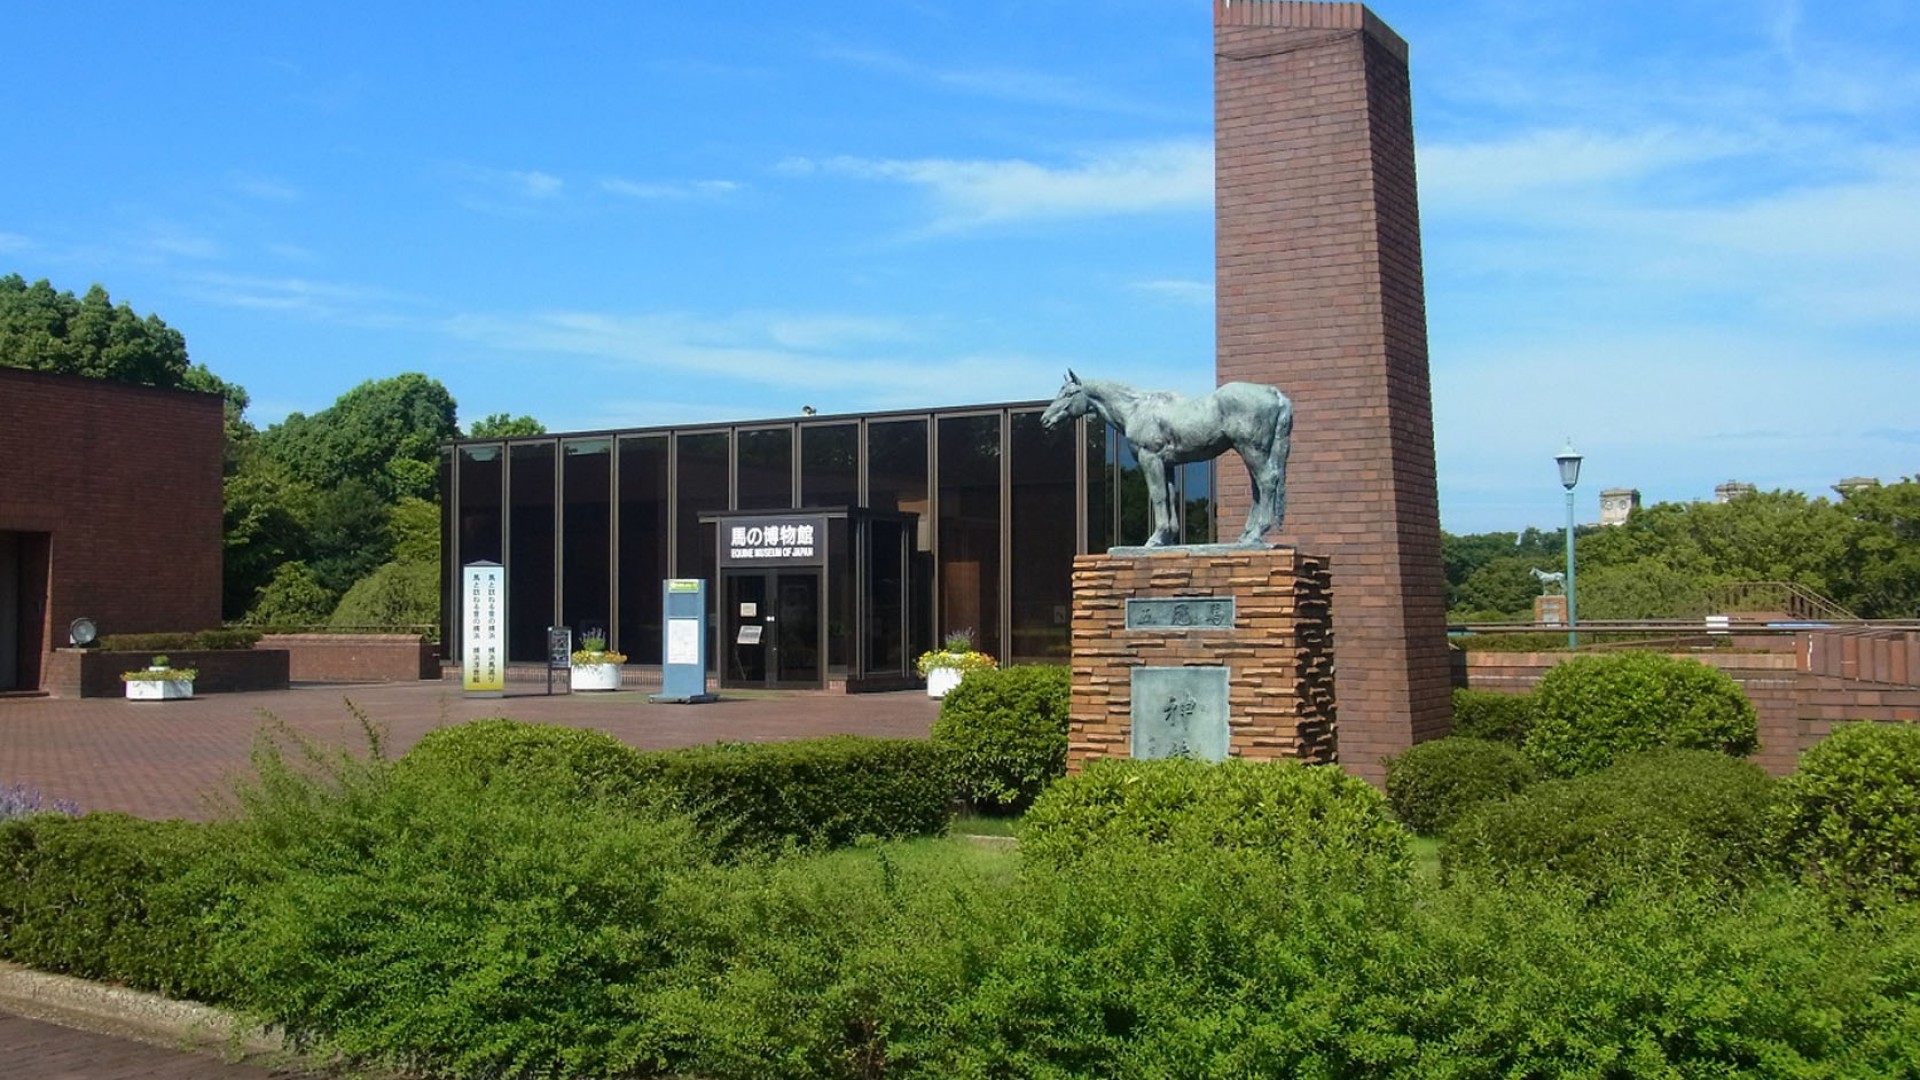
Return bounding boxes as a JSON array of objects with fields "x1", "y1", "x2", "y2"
[
  {"x1": 1715, "y1": 480, "x2": 1756, "y2": 503},
  {"x1": 0, "y1": 368, "x2": 226, "y2": 693},
  {"x1": 1598, "y1": 487, "x2": 1640, "y2": 526},
  {"x1": 1834, "y1": 476, "x2": 1880, "y2": 497}
]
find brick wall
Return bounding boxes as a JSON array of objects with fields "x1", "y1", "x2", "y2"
[
  {"x1": 257, "y1": 633, "x2": 440, "y2": 683},
  {"x1": 1214, "y1": 1, "x2": 1450, "y2": 782},
  {"x1": 1067, "y1": 548, "x2": 1336, "y2": 769},
  {"x1": 45, "y1": 648, "x2": 290, "y2": 698},
  {"x1": 1455, "y1": 642, "x2": 1920, "y2": 775},
  {"x1": 0, "y1": 369, "x2": 225, "y2": 691}
]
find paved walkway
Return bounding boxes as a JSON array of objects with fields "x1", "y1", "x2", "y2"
[
  {"x1": 0, "y1": 677, "x2": 941, "y2": 820},
  {"x1": 0, "y1": 1011, "x2": 310, "y2": 1079}
]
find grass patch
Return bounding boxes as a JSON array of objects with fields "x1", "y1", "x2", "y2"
[{"x1": 952, "y1": 809, "x2": 1024, "y2": 837}]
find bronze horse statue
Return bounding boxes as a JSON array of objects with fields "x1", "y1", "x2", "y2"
[{"x1": 1042, "y1": 371, "x2": 1293, "y2": 547}]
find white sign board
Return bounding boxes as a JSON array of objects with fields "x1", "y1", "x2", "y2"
[
  {"x1": 462, "y1": 563, "x2": 505, "y2": 695},
  {"x1": 666, "y1": 617, "x2": 701, "y2": 666}
]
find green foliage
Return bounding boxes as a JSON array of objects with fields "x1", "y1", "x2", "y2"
[
  {"x1": 1832, "y1": 478, "x2": 1920, "y2": 618},
  {"x1": 305, "y1": 477, "x2": 394, "y2": 596},
  {"x1": 243, "y1": 561, "x2": 337, "y2": 626},
  {"x1": 1577, "y1": 556, "x2": 1710, "y2": 620},
  {"x1": 464, "y1": 412, "x2": 545, "y2": 438},
  {"x1": 930, "y1": 664, "x2": 1070, "y2": 811},
  {"x1": 387, "y1": 496, "x2": 442, "y2": 564},
  {"x1": 1525, "y1": 651, "x2": 1759, "y2": 777},
  {"x1": 0, "y1": 813, "x2": 231, "y2": 999},
  {"x1": 633, "y1": 737, "x2": 954, "y2": 857},
  {"x1": 328, "y1": 559, "x2": 438, "y2": 628},
  {"x1": 257, "y1": 372, "x2": 457, "y2": 504},
  {"x1": 215, "y1": 727, "x2": 713, "y2": 1077},
  {"x1": 1450, "y1": 687, "x2": 1535, "y2": 744},
  {"x1": 1445, "y1": 750, "x2": 1782, "y2": 897},
  {"x1": 397, "y1": 719, "x2": 656, "y2": 810},
  {"x1": 0, "y1": 274, "x2": 193, "y2": 389},
  {"x1": 1021, "y1": 757, "x2": 1411, "y2": 877},
  {"x1": 1384, "y1": 737, "x2": 1536, "y2": 835},
  {"x1": 1772, "y1": 721, "x2": 1920, "y2": 905},
  {"x1": 96, "y1": 629, "x2": 262, "y2": 652}
]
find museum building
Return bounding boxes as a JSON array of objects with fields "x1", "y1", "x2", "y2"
[{"x1": 440, "y1": 405, "x2": 1214, "y2": 691}]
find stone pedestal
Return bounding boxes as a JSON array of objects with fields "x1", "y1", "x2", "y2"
[
  {"x1": 1068, "y1": 546, "x2": 1335, "y2": 770},
  {"x1": 1533, "y1": 595, "x2": 1567, "y2": 627}
]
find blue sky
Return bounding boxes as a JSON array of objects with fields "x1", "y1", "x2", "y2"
[{"x1": 3, "y1": 0, "x2": 1915, "y2": 534}]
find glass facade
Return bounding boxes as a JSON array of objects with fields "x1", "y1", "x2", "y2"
[{"x1": 444, "y1": 403, "x2": 1213, "y2": 681}]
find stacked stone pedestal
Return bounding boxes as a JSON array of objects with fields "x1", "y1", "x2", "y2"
[{"x1": 1068, "y1": 547, "x2": 1335, "y2": 769}]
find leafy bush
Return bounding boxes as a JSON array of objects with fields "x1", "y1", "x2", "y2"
[
  {"x1": 328, "y1": 558, "x2": 438, "y2": 628},
  {"x1": 96, "y1": 628, "x2": 263, "y2": 652},
  {"x1": 930, "y1": 664, "x2": 1071, "y2": 811},
  {"x1": 398, "y1": 719, "x2": 655, "y2": 809},
  {"x1": 0, "y1": 813, "x2": 231, "y2": 999},
  {"x1": 1384, "y1": 737, "x2": 1535, "y2": 835},
  {"x1": 216, "y1": 742, "x2": 714, "y2": 1077},
  {"x1": 632, "y1": 737, "x2": 953, "y2": 856},
  {"x1": 1450, "y1": 687, "x2": 1534, "y2": 745},
  {"x1": 1445, "y1": 749, "x2": 1781, "y2": 896},
  {"x1": 1021, "y1": 757, "x2": 1411, "y2": 878},
  {"x1": 1772, "y1": 721, "x2": 1920, "y2": 905},
  {"x1": 1524, "y1": 651, "x2": 1758, "y2": 777}
]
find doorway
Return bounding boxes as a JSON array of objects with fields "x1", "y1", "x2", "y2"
[
  {"x1": 0, "y1": 531, "x2": 49, "y2": 692},
  {"x1": 722, "y1": 569, "x2": 823, "y2": 689}
]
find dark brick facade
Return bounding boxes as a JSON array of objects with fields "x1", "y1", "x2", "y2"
[
  {"x1": 0, "y1": 368, "x2": 225, "y2": 692},
  {"x1": 1214, "y1": 1, "x2": 1451, "y2": 781}
]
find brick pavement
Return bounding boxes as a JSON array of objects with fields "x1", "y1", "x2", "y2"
[
  {"x1": 0, "y1": 1011, "x2": 310, "y2": 1079},
  {"x1": 0, "y1": 677, "x2": 941, "y2": 821}
]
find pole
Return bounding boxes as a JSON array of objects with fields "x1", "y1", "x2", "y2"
[{"x1": 1564, "y1": 488, "x2": 1578, "y2": 649}]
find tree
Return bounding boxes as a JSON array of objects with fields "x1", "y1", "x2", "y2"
[
  {"x1": 1831, "y1": 478, "x2": 1920, "y2": 618},
  {"x1": 257, "y1": 373, "x2": 458, "y2": 504},
  {"x1": 465, "y1": 412, "x2": 545, "y2": 438}
]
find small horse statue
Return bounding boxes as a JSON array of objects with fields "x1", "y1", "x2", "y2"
[
  {"x1": 1530, "y1": 567, "x2": 1566, "y2": 595},
  {"x1": 1041, "y1": 370, "x2": 1293, "y2": 547}
]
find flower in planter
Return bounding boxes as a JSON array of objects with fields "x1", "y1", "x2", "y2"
[
  {"x1": 916, "y1": 629, "x2": 998, "y2": 678},
  {"x1": 120, "y1": 655, "x2": 199, "y2": 683},
  {"x1": 570, "y1": 634, "x2": 628, "y2": 666}
]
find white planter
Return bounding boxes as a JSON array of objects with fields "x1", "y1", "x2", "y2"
[
  {"x1": 126, "y1": 678, "x2": 194, "y2": 700},
  {"x1": 926, "y1": 667, "x2": 964, "y2": 699},
  {"x1": 570, "y1": 662, "x2": 623, "y2": 691}
]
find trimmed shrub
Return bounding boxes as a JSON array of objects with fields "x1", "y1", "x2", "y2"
[
  {"x1": 633, "y1": 737, "x2": 953, "y2": 856},
  {"x1": 1021, "y1": 757, "x2": 1411, "y2": 876},
  {"x1": 1384, "y1": 737, "x2": 1535, "y2": 835},
  {"x1": 1445, "y1": 749, "x2": 1781, "y2": 896},
  {"x1": 930, "y1": 664, "x2": 1071, "y2": 811},
  {"x1": 1772, "y1": 721, "x2": 1920, "y2": 905},
  {"x1": 329, "y1": 559, "x2": 438, "y2": 628},
  {"x1": 1524, "y1": 651, "x2": 1758, "y2": 777},
  {"x1": 397, "y1": 718, "x2": 655, "y2": 809},
  {"x1": 0, "y1": 813, "x2": 230, "y2": 999},
  {"x1": 218, "y1": 759, "x2": 714, "y2": 1077},
  {"x1": 96, "y1": 628, "x2": 263, "y2": 652},
  {"x1": 1450, "y1": 687, "x2": 1534, "y2": 745}
]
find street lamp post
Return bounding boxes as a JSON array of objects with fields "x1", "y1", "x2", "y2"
[{"x1": 1555, "y1": 440, "x2": 1584, "y2": 649}]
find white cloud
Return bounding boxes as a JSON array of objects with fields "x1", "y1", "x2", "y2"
[
  {"x1": 0, "y1": 232, "x2": 31, "y2": 253},
  {"x1": 1129, "y1": 279, "x2": 1213, "y2": 306},
  {"x1": 599, "y1": 177, "x2": 742, "y2": 200},
  {"x1": 177, "y1": 271, "x2": 410, "y2": 324},
  {"x1": 144, "y1": 224, "x2": 222, "y2": 260},
  {"x1": 230, "y1": 173, "x2": 302, "y2": 202},
  {"x1": 787, "y1": 140, "x2": 1212, "y2": 229}
]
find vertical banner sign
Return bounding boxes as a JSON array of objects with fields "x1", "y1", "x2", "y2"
[
  {"x1": 653, "y1": 578, "x2": 715, "y2": 703},
  {"x1": 462, "y1": 562, "x2": 505, "y2": 696}
]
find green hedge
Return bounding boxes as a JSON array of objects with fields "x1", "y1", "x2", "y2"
[
  {"x1": 1021, "y1": 756, "x2": 1410, "y2": 876},
  {"x1": 0, "y1": 813, "x2": 232, "y2": 1000},
  {"x1": 632, "y1": 736, "x2": 953, "y2": 855},
  {"x1": 1772, "y1": 721, "x2": 1920, "y2": 906},
  {"x1": 398, "y1": 718, "x2": 655, "y2": 809},
  {"x1": 1524, "y1": 651, "x2": 1758, "y2": 777},
  {"x1": 1450, "y1": 688, "x2": 1534, "y2": 745},
  {"x1": 96, "y1": 628, "x2": 263, "y2": 652},
  {"x1": 1384, "y1": 737, "x2": 1535, "y2": 835},
  {"x1": 1445, "y1": 749, "x2": 1781, "y2": 896},
  {"x1": 930, "y1": 664, "x2": 1071, "y2": 811}
]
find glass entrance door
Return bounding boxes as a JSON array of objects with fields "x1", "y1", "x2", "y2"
[{"x1": 722, "y1": 569, "x2": 822, "y2": 689}]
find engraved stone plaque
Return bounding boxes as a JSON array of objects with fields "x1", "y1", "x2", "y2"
[
  {"x1": 1130, "y1": 666, "x2": 1230, "y2": 761},
  {"x1": 1125, "y1": 597, "x2": 1235, "y2": 631}
]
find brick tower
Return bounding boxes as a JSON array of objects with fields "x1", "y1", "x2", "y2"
[{"x1": 1214, "y1": 1, "x2": 1450, "y2": 780}]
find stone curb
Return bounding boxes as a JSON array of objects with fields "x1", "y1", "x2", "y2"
[{"x1": 0, "y1": 961, "x2": 286, "y2": 1062}]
